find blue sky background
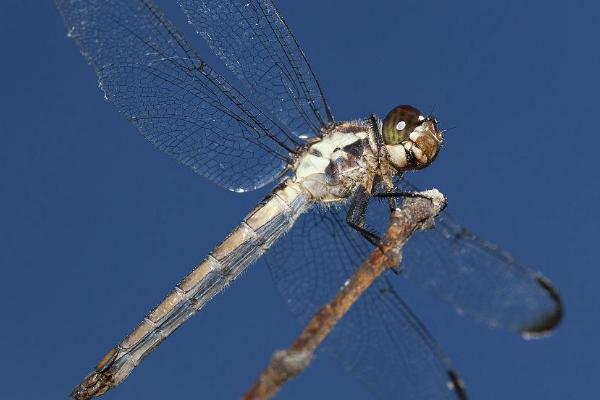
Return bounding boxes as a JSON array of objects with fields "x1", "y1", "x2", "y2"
[{"x1": 1, "y1": 0, "x2": 598, "y2": 399}]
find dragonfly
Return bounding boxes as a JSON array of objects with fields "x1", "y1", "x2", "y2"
[{"x1": 56, "y1": 0, "x2": 562, "y2": 399}]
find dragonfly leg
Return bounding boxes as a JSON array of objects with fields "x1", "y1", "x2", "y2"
[
  {"x1": 374, "y1": 190, "x2": 446, "y2": 215},
  {"x1": 373, "y1": 190, "x2": 428, "y2": 199},
  {"x1": 346, "y1": 186, "x2": 380, "y2": 247},
  {"x1": 347, "y1": 186, "x2": 410, "y2": 274}
]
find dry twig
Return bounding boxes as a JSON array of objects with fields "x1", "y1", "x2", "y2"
[{"x1": 243, "y1": 189, "x2": 447, "y2": 400}]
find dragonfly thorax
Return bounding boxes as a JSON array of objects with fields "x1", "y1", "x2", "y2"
[
  {"x1": 293, "y1": 121, "x2": 378, "y2": 202},
  {"x1": 292, "y1": 105, "x2": 444, "y2": 203}
]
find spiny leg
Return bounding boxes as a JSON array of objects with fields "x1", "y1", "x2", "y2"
[
  {"x1": 348, "y1": 184, "x2": 432, "y2": 247},
  {"x1": 346, "y1": 186, "x2": 381, "y2": 246},
  {"x1": 346, "y1": 185, "x2": 420, "y2": 246},
  {"x1": 369, "y1": 188, "x2": 434, "y2": 274},
  {"x1": 373, "y1": 189, "x2": 438, "y2": 209},
  {"x1": 373, "y1": 190, "x2": 428, "y2": 200}
]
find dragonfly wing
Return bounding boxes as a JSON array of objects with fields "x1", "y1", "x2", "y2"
[
  {"x1": 265, "y1": 203, "x2": 465, "y2": 399},
  {"x1": 178, "y1": 0, "x2": 334, "y2": 138},
  {"x1": 56, "y1": 0, "x2": 302, "y2": 192},
  {"x1": 329, "y1": 278, "x2": 467, "y2": 399},
  {"x1": 398, "y1": 180, "x2": 562, "y2": 337}
]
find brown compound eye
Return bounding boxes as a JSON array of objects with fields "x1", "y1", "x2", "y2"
[{"x1": 382, "y1": 105, "x2": 423, "y2": 145}]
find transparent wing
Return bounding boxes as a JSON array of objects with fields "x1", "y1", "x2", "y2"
[
  {"x1": 267, "y1": 183, "x2": 561, "y2": 397},
  {"x1": 56, "y1": 0, "x2": 303, "y2": 192},
  {"x1": 266, "y1": 203, "x2": 466, "y2": 400},
  {"x1": 398, "y1": 180, "x2": 562, "y2": 337},
  {"x1": 178, "y1": 0, "x2": 334, "y2": 138}
]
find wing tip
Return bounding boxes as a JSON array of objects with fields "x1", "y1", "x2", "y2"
[
  {"x1": 521, "y1": 275, "x2": 563, "y2": 339},
  {"x1": 447, "y1": 369, "x2": 468, "y2": 400}
]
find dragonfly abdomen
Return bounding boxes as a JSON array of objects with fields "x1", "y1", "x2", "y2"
[{"x1": 71, "y1": 180, "x2": 311, "y2": 400}]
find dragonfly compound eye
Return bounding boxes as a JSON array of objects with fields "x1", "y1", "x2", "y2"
[
  {"x1": 382, "y1": 105, "x2": 423, "y2": 145},
  {"x1": 382, "y1": 105, "x2": 443, "y2": 170}
]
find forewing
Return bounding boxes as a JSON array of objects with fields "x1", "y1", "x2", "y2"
[
  {"x1": 56, "y1": 0, "x2": 301, "y2": 192},
  {"x1": 398, "y1": 180, "x2": 562, "y2": 337},
  {"x1": 266, "y1": 204, "x2": 465, "y2": 400},
  {"x1": 178, "y1": 0, "x2": 334, "y2": 138}
]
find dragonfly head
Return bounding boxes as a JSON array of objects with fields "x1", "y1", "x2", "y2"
[{"x1": 382, "y1": 105, "x2": 443, "y2": 171}]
